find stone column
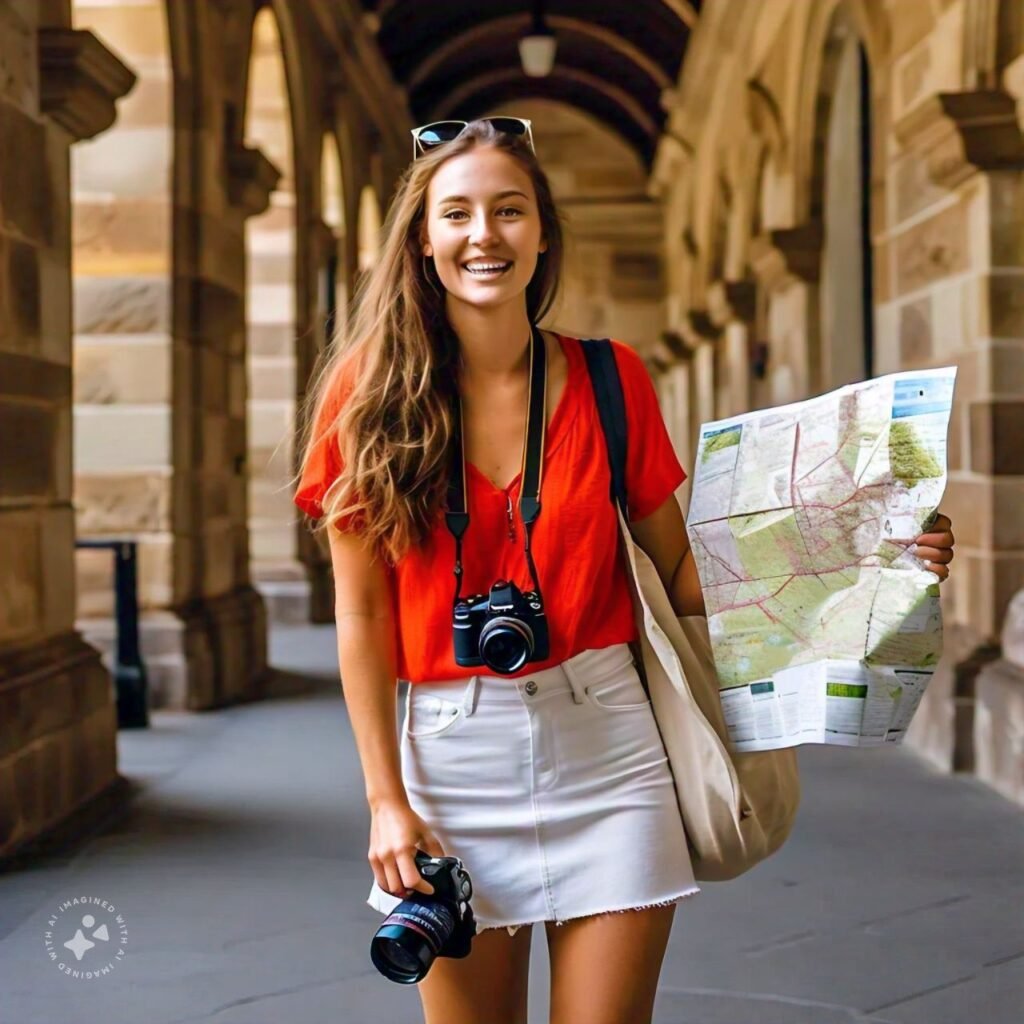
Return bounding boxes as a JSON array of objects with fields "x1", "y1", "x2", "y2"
[
  {"x1": 974, "y1": 590, "x2": 1024, "y2": 806},
  {"x1": 707, "y1": 277, "x2": 757, "y2": 418},
  {"x1": 70, "y1": 0, "x2": 184, "y2": 704},
  {"x1": 748, "y1": 223, "x2": 824, "y2": 405},
  {"x1": 0, "y1": 16, "x2": 133, "y2": 858},
  {"x1": 888, "y1": 86, "x2": 1024, "y2": 771}
]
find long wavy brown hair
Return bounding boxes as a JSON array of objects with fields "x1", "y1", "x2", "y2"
[{"x1": 298, "y1": 120, "x2": 565, "y2": 564}]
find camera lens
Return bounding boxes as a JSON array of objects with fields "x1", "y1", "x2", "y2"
[
  {"x1": 370, "y1": 898, "x2": 456, "y2": 984},
  {"x1": 480, "y1": 618, "x2": 533, "y2": 674}
]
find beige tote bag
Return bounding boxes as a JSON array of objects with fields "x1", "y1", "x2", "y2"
[
  {"x1": 580, "y1": 335, "x2": 800, "y2": 881},
  {"x1": 618, "y1": 502, "x2": 801, "y2": 881}
]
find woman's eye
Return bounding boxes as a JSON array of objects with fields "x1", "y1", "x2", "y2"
[{"x1": 442, "y1": 207, "x2": 522, "y2": 221}]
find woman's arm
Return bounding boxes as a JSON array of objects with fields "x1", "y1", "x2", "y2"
[
  {"x1": 327, "y1": 527, "x2": 406, "y2": 809},
  {"x1": 629, "y1": 496, "x2": 705, "y2": 617},
  {"x1": 328, "y1": 527, "x2": 446, "y2": 898}
]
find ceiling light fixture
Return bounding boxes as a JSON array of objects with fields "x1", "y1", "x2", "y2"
[{"x1": 518, "y1": 0, "x2": 557, "y2": 78}]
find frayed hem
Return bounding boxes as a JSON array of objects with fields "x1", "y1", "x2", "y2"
[
  {"x1": 549, "y1": 886, "x2": 701, "y2": 927},
  {"x1": 474, "y1": 886, "x2": 701, "y2": 937},
  {"x1": 475, "y1": 922, "x2": 534, "y2": 937}
]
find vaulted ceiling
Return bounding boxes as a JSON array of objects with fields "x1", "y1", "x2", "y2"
[{"x1": 360, "y1": 1, "x2": 701, "y2": 166}]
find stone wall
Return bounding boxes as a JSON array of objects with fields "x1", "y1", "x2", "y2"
[
  {"x1": 654, "y1": 0, "x2": 1024, "y2": 796},
  {"x1": 0, "y1": 1, "x2": 130, "y2": 859},
  {"x1": 1, "y1": 0, "x2": 410, "y2": 857}
]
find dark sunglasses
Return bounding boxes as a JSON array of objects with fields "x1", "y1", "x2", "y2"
[{"x1": 410, "y1": 117, "x2": 535, "y2": 159}]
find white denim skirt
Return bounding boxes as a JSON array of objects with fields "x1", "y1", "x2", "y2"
[{"x1": 366, "y1": 642, "x2": 700, "y2": 936}]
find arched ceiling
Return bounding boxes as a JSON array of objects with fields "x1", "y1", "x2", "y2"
[{"x1": 360, "y1": 1, "x2": 701, "y2": 166}]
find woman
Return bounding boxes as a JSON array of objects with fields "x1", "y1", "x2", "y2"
[{"x1": 294, "y1": 119, "x2": 956, "y2": 1024}]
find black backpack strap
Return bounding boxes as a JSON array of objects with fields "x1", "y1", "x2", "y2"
[{"x1": 581, "y1": 338, "x2": 629, "y2": 521}]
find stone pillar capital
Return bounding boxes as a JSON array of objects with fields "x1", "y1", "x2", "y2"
[
  {"x1": 749, "y1": 223, "x2": 822, "y2": 290},
  {"x1": 707, "y1": 277, "x2": 757, "y2": 328},
  {"x1": 38, "y1": 28, "x2": 137, "y2": 141},
  {"x1": 679, "y1": 309, "x2": 721, "y2": 350},
  {"x1": 659, "y1": 329, "x2": 692, "y2": 361},
  {"x1": 226, "y1": 144, "x2": 282, "y2": 218},
  {"x1": 893, "y1": 89, "x2": 1024, "y2": 190}
]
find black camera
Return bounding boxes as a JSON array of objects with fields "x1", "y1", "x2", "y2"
[
  {"x1": 453, "y1": 579, "x2": 550, "y2": 674},
  {"x1": 369, "y1": 851, "x2": 477, "y2": 984}
]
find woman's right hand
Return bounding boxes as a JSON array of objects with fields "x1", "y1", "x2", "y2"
[{"x1": 369, "y1": 799, "x2": 446, "y2": 898}]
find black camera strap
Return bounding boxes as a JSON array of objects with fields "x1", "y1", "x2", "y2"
[{"x1": 445, "y1": 325, "x2": 548, "y2": 606}]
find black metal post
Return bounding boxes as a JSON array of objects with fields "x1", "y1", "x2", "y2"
[{"x1": 76, "y1": 539, "x2": 149, "y2": 728}]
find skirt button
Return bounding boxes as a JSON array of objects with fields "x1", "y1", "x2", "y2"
[{"x1": 524, "y1": 680, "x2": 538, "y2": 696}]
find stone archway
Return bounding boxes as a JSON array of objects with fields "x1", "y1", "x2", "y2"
[
  {"x1": 815, "y1": 8, "x2": 875, "y2": 390},
  {"x1": 243, "y1": 6, "x2": 303, "y2": 620},
  {"x1": 356, "y1": 183, "x2": 382, "y2": 285},
  {"x1": 70, "y1": 0, "x2": 180, "y2": 699}
]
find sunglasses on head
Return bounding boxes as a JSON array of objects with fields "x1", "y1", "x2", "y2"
[{"x1": 410, "y1": 117, "x2": 535, "y2": 159}]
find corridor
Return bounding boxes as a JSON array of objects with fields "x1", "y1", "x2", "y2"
[{"x1": 1, "y1": 623, "x2": 1021, "y2": 1024}]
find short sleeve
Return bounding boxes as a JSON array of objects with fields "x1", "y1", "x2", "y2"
[
  {"x1": 294, "y1": 369, "x2": 362, "y2": 531},
  {"x1": 610, "y1": 339, "x2": 688, "y2": 521}
]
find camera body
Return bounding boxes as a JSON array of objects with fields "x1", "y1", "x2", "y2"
[
  {"x1": 370, "y1": 852, "x2": 477, "y2": 984},
  {"x1": 453, "y1": 578, "x2": 550, "y2": 674}
]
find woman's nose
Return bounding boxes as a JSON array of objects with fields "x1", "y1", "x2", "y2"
[{"x1": 468, "y1": 216, "x2": 499, "y2": 247}]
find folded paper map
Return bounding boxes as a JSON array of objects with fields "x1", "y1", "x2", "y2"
[{"x1": 686, "y1": 367, "x2": 957, "y2": 751}]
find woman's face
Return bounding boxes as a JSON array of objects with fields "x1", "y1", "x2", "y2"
[{"x1": 421, "y1": 146, "x2": 547, "y2": 311}]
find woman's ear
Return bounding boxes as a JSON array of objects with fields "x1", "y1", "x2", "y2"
[
  {"x1": 538, "y1": 238, "x2": 548, "y2": 254},
  {"x1": 422, "y1": 241, "x2": 433, "y2": 257}
]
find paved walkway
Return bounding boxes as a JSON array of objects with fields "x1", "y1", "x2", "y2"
[{"x1": 1, "y1": 623, "x2": 1022, "y2": 1024}]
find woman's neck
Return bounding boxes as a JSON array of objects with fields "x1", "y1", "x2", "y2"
[{"x1": 447, "y1": 298, "x2": 534, "y2": 386}]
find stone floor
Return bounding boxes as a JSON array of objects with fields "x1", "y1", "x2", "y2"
[{"x1": 1, "y1": 623, "x2": 1022, "y2": 1024}]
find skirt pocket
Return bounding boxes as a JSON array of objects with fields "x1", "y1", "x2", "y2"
[
  {"x1": 583, "y1": 666, "x2": 651, "y2": 712},
  {"x1": 404, "y1": 692, "x2": 466, "y2": 740}
]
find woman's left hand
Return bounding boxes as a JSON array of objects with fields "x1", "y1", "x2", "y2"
[{"x1": 913, "y1": 511, "x2": 955, "y2": 582}]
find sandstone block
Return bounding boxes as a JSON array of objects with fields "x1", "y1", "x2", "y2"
[
  {"x1": 73, "y1": 405, "x2": 171, "y2": 470},
  {"x1": 247, "y1": 281, "x2": 294, "y2": 325},
  {"x1": 988, "y1": 273, "x2": 1024, "y2": 338},
  {"x1": 891, "y1": 149, "x2": 947, "y2": 224},
  {"x1": 0, "y1": 402, "x2": 55, "y2": 498},
  {"x1": 248, "y1": 358, "x2": 296, "y2": 401},
  {"x1": 898, "y1": 296, "x2": 932, "y2": 363},
  {"x1": 74, "y1": 471, "x2": 172, "y2": 533},
  {"x1": 73, "y1": 334, "x2": 170, "y2": 404},
  {"x1": 249, "y1": 321, "x2": 297, "y2": 357},
  {"x1": 72, "y1": 198, "x2": 171, "y2": 274},
  {"x1": 990, "y1": 342, "x2": 1024, "y2": 398},
  {"x1": 0, "y1": 2, "x2": 34, "y2": 111},
  {"x1": 989, "y1": 171, "x2": 1024, "y2": 268},
  {"x1": 72, "y1": 126, "x2": 172, "y2": 200},
  {"x1": 0, "y1": 101, "x2": 51, "y2": 243},
  {"x1": 969, "y1": 399, "x2": 1024, "y2": 474},
  {"x1": 0, "y1": 512, "x2": 42, "y2": 643},
  {"x1": 0, "y1": 233, "x2": 42, "y2": 353},
  {"x1": 974, "y1": 661, "x2": 1024, "y2": 806},
  {"x1": 894, "y1": 199, "x2": 970, "y2": 296},
  {"x1": 73, "y1": 275, "x2": 170, "y2": 334}
]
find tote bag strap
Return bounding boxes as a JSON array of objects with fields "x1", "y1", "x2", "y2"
[
  {"x1": 581, "y1": 338, "x2": 651, "y2": 691},
  {"x1": 580, "y1": 339, "x2": 629, "y2": 519}
]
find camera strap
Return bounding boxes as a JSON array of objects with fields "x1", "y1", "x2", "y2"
[{"x1": 445, "y1": 324, "x2": 548, "y2": 606}]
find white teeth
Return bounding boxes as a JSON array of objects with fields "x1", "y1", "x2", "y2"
[{"x1": 464, "y1": 261, "x2": 511, "y2": 272}]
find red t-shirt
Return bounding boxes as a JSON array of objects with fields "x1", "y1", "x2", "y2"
[{"x1": 294, "y1": 334, "x2": 687, "y2": 683}]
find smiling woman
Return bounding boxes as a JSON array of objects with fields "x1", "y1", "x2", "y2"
[
  {"x1": 422, "y1": 160, "x2": 548, "y2": 311},
  {"x1": 292, "y1": 115, "x2": 955, "y2": 1024}
]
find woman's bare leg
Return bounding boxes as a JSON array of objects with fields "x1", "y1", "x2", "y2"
[
  {"x1": 546, "y1": 904, "x2": 676, "y2": 1024},
  {"x1": 414, "y1": 923, "x2": 534, "y2": 1024}
]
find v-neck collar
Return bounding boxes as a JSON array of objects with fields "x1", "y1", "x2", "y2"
[{"x1": 465, "y1": 332, "x2": 581, "y2": 495}]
